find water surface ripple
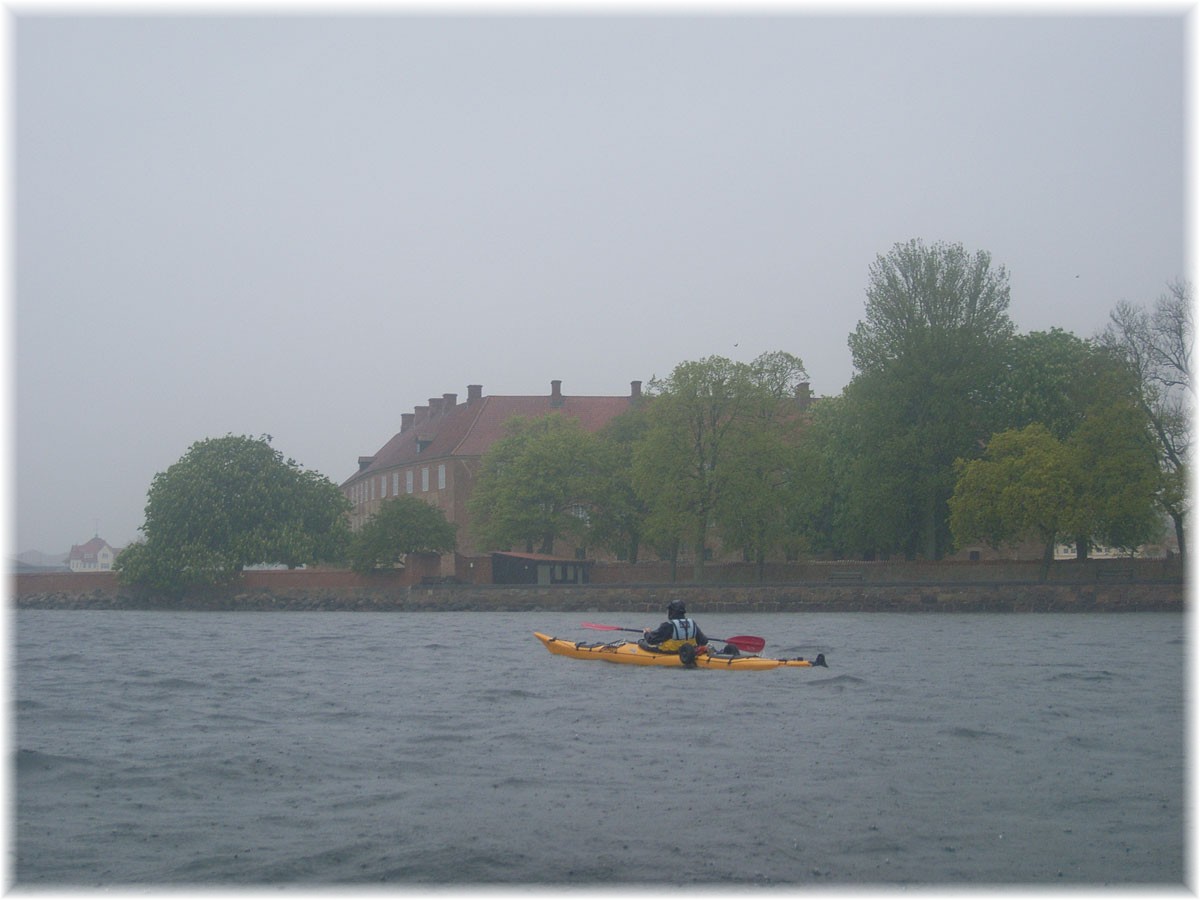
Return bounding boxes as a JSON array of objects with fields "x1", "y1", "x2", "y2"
[{"x1": 13, "y1": 610, "x2": 1184, "y2": 886}]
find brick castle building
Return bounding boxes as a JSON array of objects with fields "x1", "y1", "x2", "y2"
[{"x1": 341, "y1": 380, "x2": 644, "y2": 578}]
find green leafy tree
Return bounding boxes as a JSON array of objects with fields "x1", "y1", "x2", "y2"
[
  {"x1": 996, "y1": 329, "x2": 1126, "y2": 438},
  {"x1": 825, "y1": 374, "x2": 930, "y2": 558},
  {"x1": 1068, "y1": 401, "x2": 1164, "y2": 555},
  {"x1": 949, "y1": 424, "x2": 1076, "y2": 574},
  {"x1": 714, "y1": 422, "x2": 795, "y2": 579},
  {"x1": 844, "y1": 239, "x2": 1015, "y2": 559},
  {"x1": 631, "y1": 415, "x2": 692, "y2": 579},
  {"x1": 632, "y1": 359, "x2": 736, "y2": 580},
  {"x1": 1099, "y1": 280, "x2": 1192, "y2": 557},
  {"x1": 468, "y1": 414, "x2": 602, "y2": 554},
  {"x1": 347, "y1": 495, "x2": 457, "y2": 574},
  {"x1": 783, "y1": 395, "x2": 843, "y2": 557},
  {"x1": 994, "y1": 328, "x2": 1143, "y2": 558},
  {"x1": 588, "y1": 407, "x2": 653, "y2": 563},
  {"x1": 950, "y1": 404, "x2": 1163, "y2": 574},
  {"x1": 116, "y1": 434, "x2": 351, "y2": 593},
  {"x1": 713, "y1": 351, "x2": 810, "y2": 576},
  {"x1": 631, "y1": 351, "x2": 807, "y2": 580}
]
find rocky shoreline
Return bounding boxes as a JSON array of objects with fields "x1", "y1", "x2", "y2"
[{"x1": 13, "y1": 580, "x2": 1185, "y2": 613}]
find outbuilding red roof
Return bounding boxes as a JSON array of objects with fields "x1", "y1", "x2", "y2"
[{"x1": 491, "y1": 551, "x2": 591, "y2": 563}]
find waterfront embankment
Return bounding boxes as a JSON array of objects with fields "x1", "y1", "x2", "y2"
[{"x1": 11, "y1": 570, "x2": 1185, "y2": 612}]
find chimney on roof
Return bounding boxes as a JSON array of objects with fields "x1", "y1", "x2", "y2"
[
  {"x1": 443, "y1": 393, "x2": 457, "y2": 410},
  {"x1": 468, "y1": 384, "x2": 483, "y2": 403},
  {"x1": 630, "y1": 380, "x2": 642, "y2": 400},
  {"x1": 401, "y1": 413, "x2": 414, "y2": 432},
  {"x1": 795, "y1": 382, "x2": 812, "y2": 409},
  {"x1": 415, "y1": 404, "x2": 429, "y2": 419},
  {"x1": 429, "y1": 397, "x2": 443, "y2": 415},
  {"x1": 551, "y1": 380, "x2": 563, "y2": 407}
]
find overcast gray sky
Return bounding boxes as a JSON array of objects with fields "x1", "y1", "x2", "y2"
[{"x1": 12, "y1": 7, "x2": 1189, "y2": 555}]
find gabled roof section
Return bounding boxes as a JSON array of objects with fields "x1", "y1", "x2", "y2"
[
  {"x1": 344, "y1": 381, "x2": 643, "y2": 485},
  {"x1": 68, "y1": 537, "x2": 113, "y2": 560},
  {"x1": 451, "y1": 394, "x2": 635, "y2": 456},
  {"x1": 491, "y1": 551, "x2": 591, "y2": 564}
]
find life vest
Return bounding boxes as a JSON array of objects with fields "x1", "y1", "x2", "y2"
[{"x1": 657, "y1": 617, "x2": 698, "y2": 652}]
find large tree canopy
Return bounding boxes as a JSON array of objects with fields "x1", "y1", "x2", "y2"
[
  {"x1": 950, "y1": 401, "x2": 1163, "y2": 573},
  {"x1": 948, "y1": 423, "x2": 1076, "y2": 571},
  {"x1": 468, "y1": 414, "x2": 602, "y2": 554},
  {"x1": 995, "y1": 328, "x2": 1137, "y2": 441},
  {"x1": 842, "y1": 239, "x2": 1015, "y2": 559},
  {"x1": 632, "y1": 351, "x2": 808, "y2": 580},
  {"x1": 588, "y1": 407, "x2": 654, "y2": 564},
  {"x1": 849, "y1": 239, "x2": 1014, "y2": 374},
  {"x1": 1068, "y1": 401, "x2": 1164, "y2": 555},
  {"x1": 809, "y1": 382, "x2": 921, "y2": 559},
  {"x1": 116, "y1": 434, "x2": 351, "y2": 593},
  {"x1": 347, "y1": 495, "x2": 456, "y2": 574}
]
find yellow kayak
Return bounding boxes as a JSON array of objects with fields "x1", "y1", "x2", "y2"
[{"x1": 534, "y1": 632, "x2": 826, "y2": 670}]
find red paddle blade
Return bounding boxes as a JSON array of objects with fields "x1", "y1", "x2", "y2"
[
  {"x1": 580, "y1": 622, "x2": 627, "y2": 632},
  {"x1": 721, "y1": 635, "x2": 766, "y2": 653}
]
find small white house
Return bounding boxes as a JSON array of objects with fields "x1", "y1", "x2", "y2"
[{"x1": 68, "y1": 537, "x2": 117, "y2": 572}]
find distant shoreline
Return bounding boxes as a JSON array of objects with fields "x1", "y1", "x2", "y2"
[{"x1": 13, "y1": 579, "x2": 1184, "y2": 614}]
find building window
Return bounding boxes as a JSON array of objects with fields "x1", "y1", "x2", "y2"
[
  {"x1": 438, "y1": 464, "x2": 446, "y2": 490},
  {"x1": 406, "y1": 470, "x2": 414, "y2": 494},
  {"x1": 380, "y1": 476, "x2": 387, "y2": 498},
  {"x1": 422, "y1": 467, "x2": 429, "y2": 491},
  {"x1": 393, "y1": 472, "x2": 399, "y2": 495}
]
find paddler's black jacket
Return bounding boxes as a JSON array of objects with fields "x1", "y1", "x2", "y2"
[{"x1": 643, "y1": 617, "x2": 709, "y2": 651}]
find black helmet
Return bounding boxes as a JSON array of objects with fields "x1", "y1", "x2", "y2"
[{"x1": 667, "y1": 599, "x2": 687, "y2": 619}]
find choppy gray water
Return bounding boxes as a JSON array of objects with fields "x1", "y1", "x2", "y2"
[{"x1": 12, "y1": 609, "x2": 1186, "y2": 887}]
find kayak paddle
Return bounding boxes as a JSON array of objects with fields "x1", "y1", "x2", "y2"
[{"x1": 580, "y1": 622, "x2": 766, "y2": 654}]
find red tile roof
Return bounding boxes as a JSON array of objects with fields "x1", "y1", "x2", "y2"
[
  {"x1": 492, "y1": 551, "x2": 591, "y2": 563},
  {"x1": 68, "y1": 537, "x2": 113, "y2": 561},
  {"x1": 344, "y1": 385, "x2": 641, "y2": 485}
]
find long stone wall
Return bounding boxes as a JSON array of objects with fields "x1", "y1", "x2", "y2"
[
  {"x1": 10, "y1": 571, "x2": 1185, "y2": 612},
  {"x1": 588, "y1": 557, "x2": 1184, "y2": 584}
]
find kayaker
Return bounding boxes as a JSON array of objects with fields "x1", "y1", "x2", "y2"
[{"x1": 641, "y1": 600, "x2": 709, "y2": 654}]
